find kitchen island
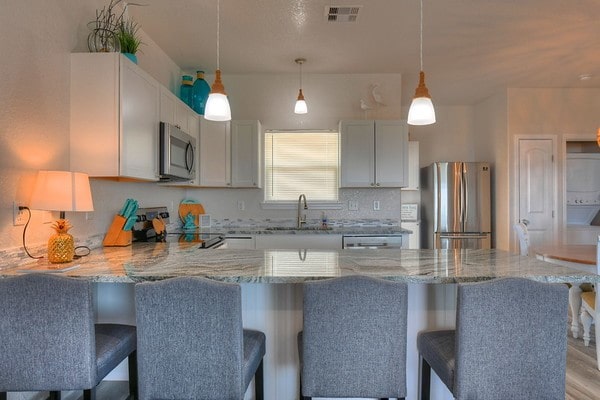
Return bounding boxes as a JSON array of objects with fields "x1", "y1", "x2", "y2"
[{"x1": 2, "y1": 247, "x2": 597, "y2": 400}]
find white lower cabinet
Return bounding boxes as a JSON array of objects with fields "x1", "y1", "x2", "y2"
[
  {"x1": 402, "y1": 221, "x2": 421, "y2": 249},
  {"x1": 224, "y1": 236, "x2": 256, "y2": 249},
  {"x1": 254, "y1": 234, "x2": 342, "y2": 250}
]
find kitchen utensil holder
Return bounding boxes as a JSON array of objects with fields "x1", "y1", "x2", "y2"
[{"x1": 103, "y1": 215, "x2": 132, "y2": 247}]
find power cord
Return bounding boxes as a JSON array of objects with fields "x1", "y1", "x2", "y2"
[
  {"x1": 21, "y1": 206, "x2": 92, "y2": 260},
  {"x1": 20, "y1": 206, "x2": 43, "y2": 259}
]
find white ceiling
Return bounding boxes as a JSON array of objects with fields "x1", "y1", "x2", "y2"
[{"x1": 129, "y1": 0, "x2": 600, "y2": 106}]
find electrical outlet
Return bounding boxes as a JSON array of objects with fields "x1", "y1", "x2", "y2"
[
  {"x1": 373, "y1": 200, "x2": 380, "y2": 211},
  {"x1": 13, "y1": 202, "x2": 27, "y2": 226},
  {"x1": 237, "y1": 200, "x2": 245, "y2": 211},
  {"x1": 348, "y1": 200, "x2": 359, "y2": 211}
]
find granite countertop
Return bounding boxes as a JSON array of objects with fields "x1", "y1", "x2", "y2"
[
  {"x1": 221, "y1": 226, "x2": 412, "y2": 235},
  {"x1": 3, "y1": 243, "x2": 597, "y2": 285}
]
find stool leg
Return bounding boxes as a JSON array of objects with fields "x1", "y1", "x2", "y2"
[
  {"x1": 83, "y1": 387, "x2": 96, "y2": 400},
  {"x1": 48, "y1": 391, "x2": 61, "y2": 400},
  {"x1": 255, "y1": 359, "x2": 264, "y2": 400},
  {"x1": 419, "y1": 355, "x2": 431, "y2": 400},
  {"x1": 128, "y1": 350, "x2": 138, "y2": 399},
  {"x1": 0, "y1": 392, "x2": 7, "y2": 400}
]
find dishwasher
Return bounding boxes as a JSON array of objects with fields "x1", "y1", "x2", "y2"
[{"x1": 342, "y1": 235, "x2": 404, "y2": 249}]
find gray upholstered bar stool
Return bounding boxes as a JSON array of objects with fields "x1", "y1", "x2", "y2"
[
  {"x1": 298, "y1": 275, "x2": 408, "y2": 400},
  {"x1": 135, "y1": 276, "x2": 266, "y2": 400},
  {"x1": 417, "y1": 277, "x2": 569, "y2": 400},
  {"x1": 0, "y1": 273, "x2": 137, "y2": 400}
]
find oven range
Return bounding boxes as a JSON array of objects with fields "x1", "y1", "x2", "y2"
[{"x1": 132, "y1": 206, "x2": 225, "y2": 248}]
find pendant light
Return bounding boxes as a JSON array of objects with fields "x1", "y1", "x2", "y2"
[
  {"x1": 204, "y1": 0, "x2": 231, "y2": 121},
  {"x1": 407, "y1": 0, "x2": 436, "y2": 126},
  {"x1": 294, "y1": 58, "x2": 308, "y2": 114}
]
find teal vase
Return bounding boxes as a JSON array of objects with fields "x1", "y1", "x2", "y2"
[
  {"x1": 192, "y1": 71, "x2": 210, "y2": 115},
  {"x1": 180, "y1": 75, "x2": 194, "y2": 109}
]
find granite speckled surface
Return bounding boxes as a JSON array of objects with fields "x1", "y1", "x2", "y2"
[{"x1": 3, "y1": 243, "x2": 597, "y2": 285}]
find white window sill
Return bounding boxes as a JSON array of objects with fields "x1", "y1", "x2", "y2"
[{"x1": 260, "y1": 201, "x2": 343, "y2": 210}]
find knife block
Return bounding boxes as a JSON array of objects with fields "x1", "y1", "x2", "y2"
[{"x1": 103, "y1": 215, "x2": 132, "y2": 247}]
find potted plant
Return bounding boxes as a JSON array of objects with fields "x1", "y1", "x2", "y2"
[
  {"x1": 87, "y1": 0, "x2": 122, "y2": 53},
  {"x1": 116, "y1": 17, "x2": 143, "y2": 64}
]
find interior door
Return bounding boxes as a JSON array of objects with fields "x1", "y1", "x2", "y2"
[{"x1": 518, "y1": 139, "x2": 555, "y2": 248}]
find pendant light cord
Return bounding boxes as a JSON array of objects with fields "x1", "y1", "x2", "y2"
[
  {"x1": 216, "y1": 0, "x2": 220, "y2": 70},
  {"x1": 419, "y1": 0, "x2": 423, "y2": 72},
  {"x1": 299, "y1": 61, "x2": 303, "y2": 90}
]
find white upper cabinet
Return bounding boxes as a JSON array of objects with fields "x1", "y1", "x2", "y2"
[
  {"x1": 70, "y1": 53, "x2": 160, "y2": 181},
  {"x1": 199, "y1": 119, "x2": 262, "y2": 188},
  {"x1": 199, "y1": 118, "x2": 231, "y2": 187},
  {"x1": 340, "y1": 120, "x2": 408, "y2": 188},
  {"x1": 401, "y1": 141, "x2": 420, "y2": 191},
  {"x1": 159, "y1": 87, "x2": 198, "y2": 137},
  {"x1": 231, "y1": 120, "x2": 262, "y2": 188}
]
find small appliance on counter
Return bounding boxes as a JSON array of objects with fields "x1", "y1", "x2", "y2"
[{"x1": 132, "y1": 206, "x2": 224, "y2": 248}]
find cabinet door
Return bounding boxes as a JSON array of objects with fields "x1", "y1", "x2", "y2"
[
  {"x1": 254, "y1": 234, "x2": 342, "y2": 250},
  {"x1": 200, "y1": 118, "x2": 231, "y2": 186},
  {"x1": 340, "y1": 120, "x2": 375, "y2": 187},
  {"x1": 159, "y1": 87, "x2": 177, "y2": 126},
  {"x1": 374, "y1": 120, "x2": 408, "y2": 187},
  {"x1": 231, "y1": 120, "x2": 262, "y2": 188},
  {"x1": 401, "y1": 141, "x2": 420, "y2": 191},
  {"x1": 119, "y1": 58, "x2": 160, "y2": 180},
  {"x1": 401, "y1": 221, "x2": 421, "y2": 249}
]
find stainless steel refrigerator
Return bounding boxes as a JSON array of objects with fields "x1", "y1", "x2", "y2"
[{"x1": 421, "y1": 162, "x2": 491, "y2": 249}]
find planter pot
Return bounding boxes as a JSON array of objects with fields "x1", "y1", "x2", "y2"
[{"x1": 123, "y1": 53, "x2": 138, "y2": 64}]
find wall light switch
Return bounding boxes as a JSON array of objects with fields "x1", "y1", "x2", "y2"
[
  {"x1": 373, "y1": 200, "x2": 381, "y2": 211},
  {"x1": 348, "y1": 200, "x2": 359, "y2": 211},
  {"x1": 237, "y1": 200, "x2": 245, "y2": 211}
]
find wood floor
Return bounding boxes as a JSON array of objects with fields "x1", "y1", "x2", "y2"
[{"x1": 10, "y1": 332, "x2": 600, "y2": 400}]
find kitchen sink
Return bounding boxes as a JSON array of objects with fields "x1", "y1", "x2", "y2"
[{"x1": 265, "y1": 226, "x2": 333, "y2": 231}]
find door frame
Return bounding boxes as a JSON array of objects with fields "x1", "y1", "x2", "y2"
[
  {"x1": 511, "y1": 135, "x2": 559, "y2": 252},
  {"x1": 561, "y1": 133, "x2": 597, "y2": 243}
]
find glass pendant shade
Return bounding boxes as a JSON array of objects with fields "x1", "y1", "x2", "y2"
[
  {"x1": 294, "y1": 89, "x2": 308, "y2": 114},
  {"x1": 204, "y1": 69, "x2": 231, "y2": 121},
  {"x1": 408, "y1": 71, "x2": 436, "y2": 125}
]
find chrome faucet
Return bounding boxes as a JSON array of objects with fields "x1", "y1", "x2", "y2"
[{"x1": 297, "y1": 194, "x2": 308, "y2": 228}]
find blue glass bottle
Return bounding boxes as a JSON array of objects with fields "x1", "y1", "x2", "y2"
[
  {"x1": 179, "y1": 75, "x2": 194, "y2": 108},
  {"x1": 192, "y1": 70, "x2": 211, "y2": 115}
]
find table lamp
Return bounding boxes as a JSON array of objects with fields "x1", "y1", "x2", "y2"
[{"x1": 29, "y1": 171, "x2": 94, "y2": 263}]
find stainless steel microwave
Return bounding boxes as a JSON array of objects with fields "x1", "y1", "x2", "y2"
[{"x1": 159, "y1": 122, "x2": 196, "y2": 182}]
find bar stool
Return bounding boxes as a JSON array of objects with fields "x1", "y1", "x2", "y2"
[
  {"x1": 298, "y1": 275, "x2": 408, "y2": 399},
  {"x1": 0, "y1": 274, "x2": 137, "y2": 400},
  {"x1": 417, "y1": 277, "x2": 568, "y2": 400},
  {"x1": 135, "y1": 276, "x2": 266, "y2": 400}
]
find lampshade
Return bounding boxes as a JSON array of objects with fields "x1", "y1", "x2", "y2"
[
  {"x1": 294, "y1": 89, "x2": 308, "y2": 114},
  {"x1": 407, "y1": 71, "x2": 436, "y2": 125},
  {"x1": 29, "y1": 171, "x2": 94, "y2": 214},
  {"x1": 204, "y1": 0, "x2": 232, "y2": 122},
  {"x1": 407, "y1": 0, "x2": 436, "y2": 126},
  {"x1": 204, "y1": 70, "x2": 231, "y2": 121}
]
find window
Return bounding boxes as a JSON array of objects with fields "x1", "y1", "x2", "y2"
[{"x1": 265, "y1": 131, "x2": 339, "y2": 201}]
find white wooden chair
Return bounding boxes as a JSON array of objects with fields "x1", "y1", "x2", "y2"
[
  {"x1": 580, "y1": 235, "x2": 600, "y2": 370},
  {"x1": 513, "y1": 221, "x2": 529, "y2": 256}
]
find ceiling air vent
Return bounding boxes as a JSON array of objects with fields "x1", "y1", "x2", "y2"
[{"x1": 325, "y1": 6, "x2": 362, "y2": 22}]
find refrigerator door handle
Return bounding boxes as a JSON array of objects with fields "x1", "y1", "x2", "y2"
[
  {"x1": 460, "y1": 163, "x2": 466, "y2": 231},
  {"x1": 439, "y1": 234, "x2": 489, "y2": 240}
]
